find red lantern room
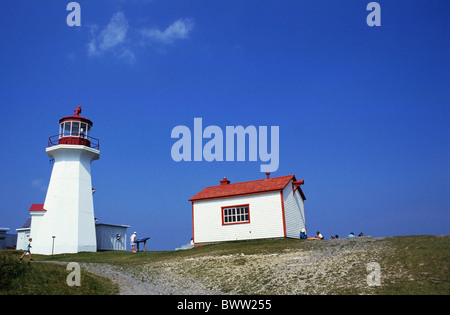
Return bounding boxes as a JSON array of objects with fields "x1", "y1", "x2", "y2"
[{"x1": 48, "y1": 106, "x2": 99, "y2": 149}]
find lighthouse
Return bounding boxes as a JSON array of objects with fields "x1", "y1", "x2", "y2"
[{"x1": 31, "y1": 106, "x2": 100, "y2": 254}]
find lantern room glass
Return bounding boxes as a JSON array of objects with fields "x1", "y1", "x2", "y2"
[
  {"x1": 80, "y1": 123, "x2": 91, "y2": 138},
  {"x1": 72, "y1": 122, "x2": 80, "y2": 136},
  {"x1": 60, "y1": 122, "x2": 71, "y2": 137},
  {"x1": 59, "y1": 121, "x2": 91, "y2": 138}
]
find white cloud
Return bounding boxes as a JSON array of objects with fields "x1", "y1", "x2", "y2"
[
  {"x1": 87, "y1": 12, "x2": 193, "y2": 63},
  {"x1": 140, "y1": 18, "x2": 194, "y2": 44},
  {"x1": 99, "y1": 12, "x2": 128, "y2": 51},
  {"x1": 87, "y1": 12, "x2": 135, "y2": 63}
]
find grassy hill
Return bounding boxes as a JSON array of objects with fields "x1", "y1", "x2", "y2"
[
  {"x1": 0, "y1": 250, "x2": 118, "y2": 295},
  {"x1": 1, "y1": 235, "x2": 449, "y2": 295}
]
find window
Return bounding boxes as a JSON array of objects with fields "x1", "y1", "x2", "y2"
[
  {"x1": 80, "y1": 123, "x2": 87, "y2": 138},
  {"x1": 60, "y1": 121, "x2": 91, "y2": 138},
  {"x1": 222, "y1": 204, "x2": 250, "y2": 225},
  {"x1": 62, "y1": 122, "x2": 71, "y2": 137},
  {"x1": 72, "y1": 121, "x2": 80, "y2": 136}
]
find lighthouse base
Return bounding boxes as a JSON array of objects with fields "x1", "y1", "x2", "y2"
[
  {"x1": 32, "y1": 243, "x2": 97, "y2": 256},
  {"x1": 30, "y1": 145, "x2": 99, "y2": 255}
]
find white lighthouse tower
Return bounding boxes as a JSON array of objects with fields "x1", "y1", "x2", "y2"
[{"x1": 31, "y1": 106, "x2": 100, "y2": 254}]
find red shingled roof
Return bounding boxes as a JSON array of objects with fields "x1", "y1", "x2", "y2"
[
  {"x1": 189, "y1": 175, "x2": 301, "y2": 202},
  {"x1": 29, "y1": 204, "x2": 46, "y2": 212}
]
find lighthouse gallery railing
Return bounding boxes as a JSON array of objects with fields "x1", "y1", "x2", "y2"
[{"x1": 48, "y1": 134, "x2": 100, "y2": 150}]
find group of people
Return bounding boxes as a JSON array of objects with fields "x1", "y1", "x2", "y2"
[
  {"x1": 18, "y1": 230, "x2": 367, "y2": 260},
  {"x1": 301, "y1": 229, "x2": 365, "y2": 240},
  {"x1": 300, "y1": 229, "x2": 324, "y2": 240},
  {"x1": 347, "y1": 232, "x2": 365, "y2": 238}
]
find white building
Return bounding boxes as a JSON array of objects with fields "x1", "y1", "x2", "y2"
[
  {"x1": 16, "y1": 210, "x2": 130, "y2": 252},
  {"x1": 14, "y1": 107, "x2": 131, "y2": 254},
  {"x1": 29, "y1": 107, "x2": 100, "y2": 255},
  {"x1": 95, "y1": 223, "x2": 130, "y2": 251},
  {"x1": 16, "y1": 214, "x2": 32, "y2": 250},
  {"x1": 189, "y1": 173, "x2": 307, "y2": 245}
]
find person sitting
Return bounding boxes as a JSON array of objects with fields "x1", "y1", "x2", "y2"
[
  {"x1": 300, "y1": 229, "x2": 308, "y2": 239},
  {"x1": 315, "y1": 231, "x2": 324, "y2": 240},
  {"x1": 300, "y1": 229, "x2": 319, "y2": 240}
]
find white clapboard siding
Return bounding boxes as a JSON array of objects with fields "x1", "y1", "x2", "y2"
[
  {"x1": 16, "y1": 228, "x2": 31, "y2": 250},
  {"x1": 282, "y1": 179, "x2": 306, "y2": 239},
  {"x1": 193, "y1": 191, "x2": 284, "y2": 244},
  {"x1": 95, "y1": 223, "x2": 129, "y2": 251}
]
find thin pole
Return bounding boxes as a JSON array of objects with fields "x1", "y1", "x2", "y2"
[{"x1": 52, "y1": 236, "x2": 55, "y2": 256}]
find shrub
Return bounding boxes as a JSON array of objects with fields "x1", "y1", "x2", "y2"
[{"x1": 0, "y1": 254, "x2": 29, "y2": 291}]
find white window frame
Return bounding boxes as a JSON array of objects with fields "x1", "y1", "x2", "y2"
[{"x1": 222, "y1": 204, "x2": 250, "y2": 225}]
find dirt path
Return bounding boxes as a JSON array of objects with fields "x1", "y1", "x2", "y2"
[
  {"x1": 80, "y1": 262, "x2": 223, "y2": 295},
  {"x1": 79, "y1": 237, "x2": 390, "y2": 295}
]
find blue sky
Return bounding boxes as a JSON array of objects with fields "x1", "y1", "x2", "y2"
[{"x1": 0, "y1": 0, "x2": 448, "y2": 250}]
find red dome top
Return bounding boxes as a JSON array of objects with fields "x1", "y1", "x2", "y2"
[
  {"x1": 59, "y1": 106, "x2": 93, "y2": 126},
  {"x1": 47, "y1": 106, "x2": 99, "y2": 150}
]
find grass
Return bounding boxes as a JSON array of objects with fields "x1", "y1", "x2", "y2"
[
  {"x1": 1, "y1": 235, "x2": 449, "y2": 295},
  {"x1": 0, "y1": 251, "x2": 118, "y2": 295},
  {"x1": 376, "y1": 235, "x2": 450, "y2": 294}
]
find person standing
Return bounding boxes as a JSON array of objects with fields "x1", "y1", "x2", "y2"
[
  {"x1": 130, "y1": 232, "x2": 137, "y2": 253},
  {"x1": 20, "y1": 238, "x2": 33, "y2": 261}
]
